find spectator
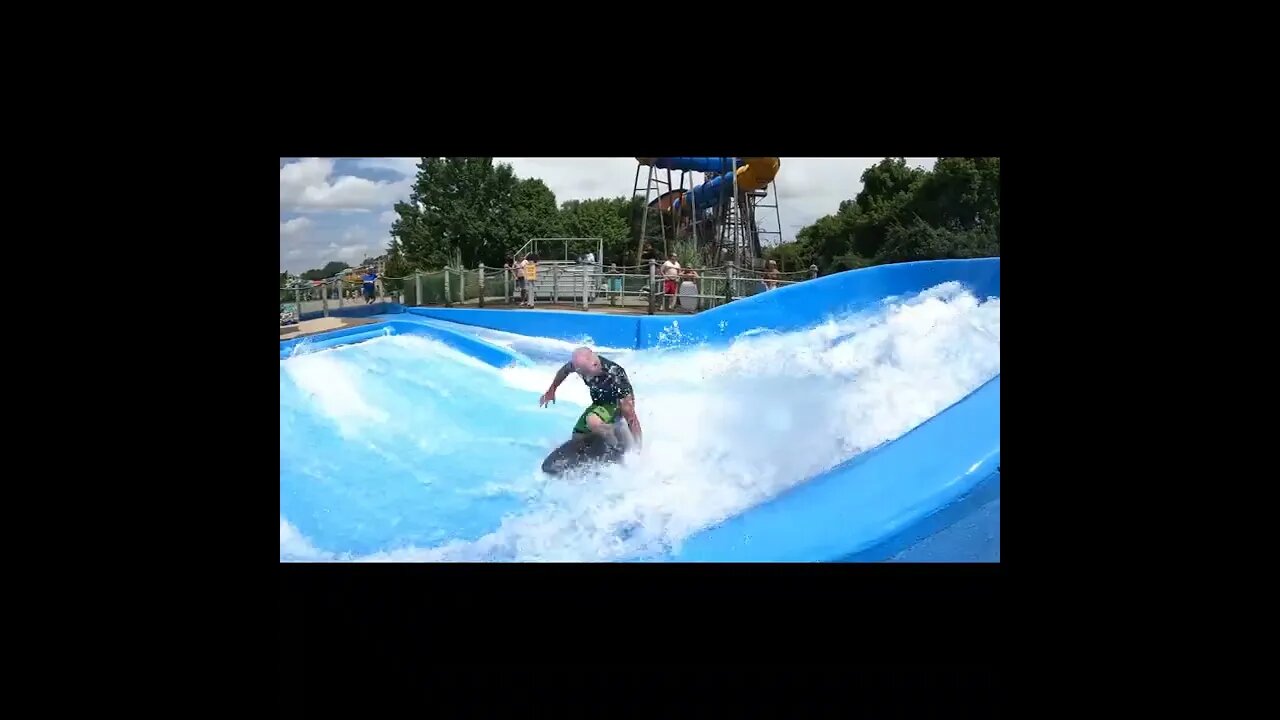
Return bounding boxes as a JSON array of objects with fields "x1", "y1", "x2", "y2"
[
  {"x1": 762, "y1": 259, "x2": 780, "y2": 291},
  {"x1": 522, "y1": 253, "x2": 539, "y2": 308},
  {"x1": 679, "y1": 266, "x2": 700, "y2": 312},
  {"x1": 362, "y1": 268, "x2": 378, "y2": 304},
  {"x1": 606, "y1": 262, "x2": 622, "y2": 306},
  {"x1": 661, "y1": 253, "x2": 681, "y2": 310}
]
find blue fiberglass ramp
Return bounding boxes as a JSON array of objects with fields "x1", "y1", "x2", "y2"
[{"x1": 281, "y1": 258, "x2": 1000, "y2": 562}]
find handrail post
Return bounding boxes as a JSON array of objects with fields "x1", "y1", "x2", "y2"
[
  {"x1": 478, "y1": 263, "x2": 485, "y2": 308},
  {"x1": 648, "y1": 258, "x2": 656, "y2": 315}
]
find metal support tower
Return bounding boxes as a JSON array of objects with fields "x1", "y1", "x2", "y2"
[
  {"x1": 632, "y1": 163, "x2": 672, "y2": 265},
  {"x1": 632, "y1": 158, "x2": 783, "y2": 268}
]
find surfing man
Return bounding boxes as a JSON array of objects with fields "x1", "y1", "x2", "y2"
[{"x1": 538, "y1": 347, "x2": 643, "y2": 473}]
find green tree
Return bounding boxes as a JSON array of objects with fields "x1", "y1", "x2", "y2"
[
  {"x1": 872, "y1": 157, "x2": 1000, "y2": 264},
  {"x1": 791, "y1": 156, "x2": 999, "y2": 274},
  {"x1": 387, "y1": 159, "x2": 573, "y2": 271},
  {"x1": 380, "y1": 243, "x2": 414, "y2": 294},
  {"x1": 764, "y1": 240, "x2": 815, "y2": 273},
  {"x1": 795, "y1": 207, "x2": 855, "y2": 271},
  {"x1": 876, "y1": 218, "x2": 999, "y2": 264},
  {"x1": 559, "y1": 197, "x2": 632, "y2": 263},
  {"x1": 391, "y1": 158, "x2": 519, "y2": 271},
  {"x1": 504, "y1": 178, "x2": 563, "y2": 261},
  {"x1": 901, "y1": 156, "x2": 999, "y2": 231},
  {"x1": 847, "y1": 158, "x2": 928, "y2": 259}
]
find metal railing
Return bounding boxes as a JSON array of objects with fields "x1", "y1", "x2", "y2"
[
  {"x1": 280, "y1": 261, "x2": 819, "y2": 325},
  {"x1": 511, "y1": 237, "x2": 604, "y2": 267},
  {"x1": 279, "y1": 278, "x2": 398, "y2": 326}
]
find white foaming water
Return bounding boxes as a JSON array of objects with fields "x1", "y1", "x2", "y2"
[
  {"x1": 280, "y1": 282, "x2": 1000, "y2": 562},
  {"x1": 280, "y1": 517, "x2": 333, "y2": 561},
  {"x1": 431, "y1": 323, "x2": 633, "y2": 364},
  {"x1": 284, "y1": 350, "x2": 391, "y2": 438}
]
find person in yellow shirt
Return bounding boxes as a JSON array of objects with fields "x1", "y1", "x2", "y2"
[{"x1": 522, "y1": 253, "x2": 539, "y2": 307}]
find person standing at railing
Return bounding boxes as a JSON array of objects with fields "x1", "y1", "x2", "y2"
[
  {"x1": 678, "y1": 266, "x2": 700, "y2": 312},
  {"x1": 762, "y1": 259, "x2": 780, "y2": 291},
  {"x1": 521, "y1": 252, "x2": 539, "y2": 308},
  {"x1": 661, "y1": 253, "x2": 681, "y2": 311},
  {"x1": 606, "y1": 263, "x2": 622, "y2": 306}
]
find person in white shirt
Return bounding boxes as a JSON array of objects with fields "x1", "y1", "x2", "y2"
[{"x1": 661, "y1": 253, "x2": 681, "y2": 310}]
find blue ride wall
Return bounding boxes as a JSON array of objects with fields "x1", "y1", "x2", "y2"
[
  {"x1": 289, "y1": 259, "x2": 1002, "y2": 561},
  {"x1": 292, "y1": 300, "x2": 403, "y2": 323}
]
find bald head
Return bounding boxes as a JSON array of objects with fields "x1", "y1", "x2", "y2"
[{"x1": 570, "y1": 347, "x2": 602, "y2": 376}]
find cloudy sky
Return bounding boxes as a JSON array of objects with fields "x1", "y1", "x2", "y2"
[{"x1": 279, "y1": 157, "x2": 936, "y2": 273}]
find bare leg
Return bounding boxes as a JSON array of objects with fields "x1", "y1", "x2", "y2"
[{"x1": 585, "y1": 413, "x2": 620, "y2": 448}]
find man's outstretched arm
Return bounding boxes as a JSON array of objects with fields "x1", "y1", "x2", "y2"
[
  {"x1": 618, "y1": 394, "x2": 642, "y2": 448},
  {"x1": 540, "y1": 363, "x2": 573, "y2": 406}
]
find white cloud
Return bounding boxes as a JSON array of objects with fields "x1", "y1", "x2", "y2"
[
  {"x1": 340, "y1": 246, "x2": 369, "y2": 261},
  {"x1": 495, "y1": 158, "x2": 638, "y2": 203},
  {"x1": 378, "y1": 210, "x2": 398, "y2": 225},
  {"x1": 280, "y1": 157, "x2": 413, "y2": 213},
  {"x1": 342, "y1": 226, "x2": 373, "y2": 242},
  {"x1": 280, "y1": 157, "x2": 333, "y2": 192},
  {"x1": 354, "y1": 158, "x2": 420, "y2": 177},
  {"x1": 317, "y1": 239, "x2": 373, "y2": 263},
  {"x1": 280, "y1": 216, "x2": 312, "y2": 235},
  {"x1": 320, "y1": 227, "x2": 377, "y2": 264}
]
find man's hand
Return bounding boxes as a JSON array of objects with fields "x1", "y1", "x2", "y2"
[
  {"x1": 618, "y1": 394, "x2": 642, "y2": 449},
  {"x1": 541, "y1": 362, "x2": 573, "y2": 407}
]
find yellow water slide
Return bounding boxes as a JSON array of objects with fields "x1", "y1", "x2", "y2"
[{"x1": 733, "y1": 156, "x2": 781, "y2": 192}]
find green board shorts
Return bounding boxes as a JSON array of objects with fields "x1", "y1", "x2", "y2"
[{"x1": 573, "y1": 402, "x2": 619, "y2": 434}]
